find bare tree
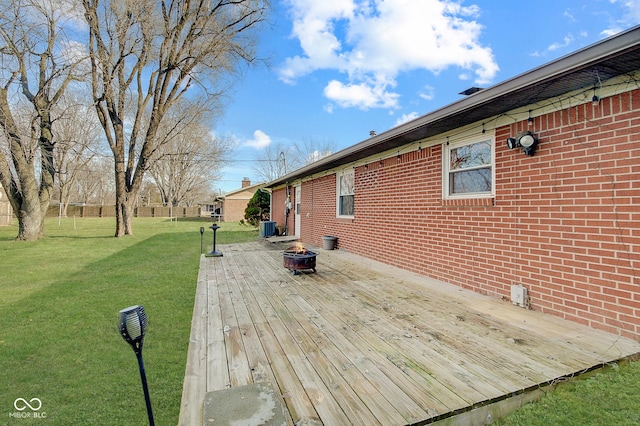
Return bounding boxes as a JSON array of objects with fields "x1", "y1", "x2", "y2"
[
  {"x1": 292, "y1": 136, "x2": 335, "y2": 167},
  {"x1": 54, "y1": 93, "x2": 103, "y2": 216},
  {"x1": 0, "y1": 0, "x2": 82, "y2": 240},
  {"x1": 147, "y1": 104, "x2": 235, "y2": 207},
  {"x1": 82, "y1": 0, "x2": 269, "y2": 236},
  {"x1": 252, "y1": 137, "x2": 335, "y2": 182},
  {"x1": 73, "y1": 156, "x2": 115, "y2": 205},
  {"x1": 252, "y1": 142, "x2": 290, "y2": 183}
]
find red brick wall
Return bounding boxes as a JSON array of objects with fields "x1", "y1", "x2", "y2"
[
  {"x1": 271, "y1": 185, "x2": 296, "y2": 235},
  {"x1": 272, "y1": 88, "x2": 640, "y2": 340}
]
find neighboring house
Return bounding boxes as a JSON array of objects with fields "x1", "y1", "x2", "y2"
[
  {"x1": 217, "y1": 178, "x2": 265, "y2": 222},
  {"x1": 200, "y1": 200, "x2": 224, "y2": 220},
  {"x1": 0, "y1": 183, "x2": 12, "y2": 226},
  {"x1": 265, "y1": 26, "x2": 640, "y2": 340}
]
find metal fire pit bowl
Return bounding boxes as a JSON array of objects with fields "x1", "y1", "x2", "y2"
[{"x1": 282, "y1": 246, "x2": 317, "y2": 275}]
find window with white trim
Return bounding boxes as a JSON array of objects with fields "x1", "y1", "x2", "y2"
[
  {"x1": 336, "y1": 169, "x2": 354, "y2": 217},
  {"x1": 443, "y1": 137, "x2": 494, "y2": 198}
]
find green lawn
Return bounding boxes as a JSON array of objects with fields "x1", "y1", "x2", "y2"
[
  {"x1": 494, "y1": 360, "x2": 640, "y2": 426},
  {"x1": 0, "y1": 217, "x2": 257, "y2": 425}
]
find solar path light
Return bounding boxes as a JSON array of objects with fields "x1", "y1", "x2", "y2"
[
  {"x1": 119, "y1": 305, "x2": 155, "y2": 426},
  {"x1": 206, "y1": 223, "x2": 223, "y2": 257}
]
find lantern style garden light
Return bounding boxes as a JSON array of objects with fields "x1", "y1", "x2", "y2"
[
  {"x1": 118, "y1": 305, "x2": 155, "y2": 426},
  {"x1": 206, "y1": 223, "x2": 223, "y2": 257}
]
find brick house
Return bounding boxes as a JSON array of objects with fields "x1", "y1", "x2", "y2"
[
  {"x1": 217, "y1": 178, "x2": 265, "y2": 222},
  {"x1": 265, "y1": 26, "x2": 640, "y2": 340}
]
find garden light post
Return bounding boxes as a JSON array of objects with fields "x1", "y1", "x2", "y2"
[
  {"x1": 206, "y1": 223, "x2": 223, "y2": 257},
  {"x1": 200, "y1": 226, "x2": 205, "y2": 254},
  {"x1": 118, "y1": 305, "x2": 155, "y2": 426}
]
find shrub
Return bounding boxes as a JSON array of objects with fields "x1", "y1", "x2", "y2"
[{"x1": 244, "y1": 190, "x2": 270, "y2": 226}]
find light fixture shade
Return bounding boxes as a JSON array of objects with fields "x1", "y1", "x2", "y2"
[
  {"x1": 519, "y1": 134, "x2": 536, "y2": 148},
  {"x1": 119, "y1": 305, "x2": 148, "y2": 351},
  {"x1": 517, "y1": 132, "x2": 538, "y2": 156},
  {"x1": 506, "y1": 138, "x2": 519, "y2": 149}
]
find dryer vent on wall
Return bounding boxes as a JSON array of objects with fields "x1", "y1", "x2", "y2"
[{"x1": 510, "y1": 284, "x2": 529, "y2": 308}]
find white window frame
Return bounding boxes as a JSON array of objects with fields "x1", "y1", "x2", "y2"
[
  {"x1": 336, "y1": 169, "x2": 355, "y2": 218},
  {"x1": 442, "y1": 135, "x2": 495, "y2": 199}
]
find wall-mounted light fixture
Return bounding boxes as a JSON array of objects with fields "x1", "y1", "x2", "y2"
[
  {"x1": 519, "y1": 132, "x2": 538, "y2": 156},
  {"x1": 506, "y1": 131, "x2": 538, "y2": 156}
]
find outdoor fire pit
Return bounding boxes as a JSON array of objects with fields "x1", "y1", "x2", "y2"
[{"x1": 282, "y1": 245, "x2": 317, "y2": 275}]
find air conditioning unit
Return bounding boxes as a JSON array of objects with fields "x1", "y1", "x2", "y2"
[
  {"x1": 259, "y1": 221, "x2": 276, "y2": 238},
  {"x1": 510, "y1": 284, "x2": 528, "y2": 308}
]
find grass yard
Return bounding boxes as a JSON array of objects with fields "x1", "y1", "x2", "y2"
[
  {"x1": 494, "y1": 360, "x2": 640, "y2": 426},
  {"x1": 0, "y1": 217, "x2": 257, "y2": 425}
]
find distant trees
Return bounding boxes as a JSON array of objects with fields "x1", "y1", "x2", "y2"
[
  {"x1": 253, "y1": 137, "x2": 335, "y2": 182},
  {"x1": 72, "y1": 157, "x2": 114, "y2": 206},
  {"x1": 82, "y1": 0, "x2": 269, "y2": 236},
  {"x1": 147, "y1": 103, "x2": 235, "y2": 208},
  {"x1": 253, "y1": 144, "x2": 289, "y2": 183},
  {"x1": 53, "y1": 94, "x2": 103, "y2": 216}
]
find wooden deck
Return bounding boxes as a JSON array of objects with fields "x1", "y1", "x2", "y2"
[{"x1": 179, "y1": 242, "x2": 640, "y2": 425}]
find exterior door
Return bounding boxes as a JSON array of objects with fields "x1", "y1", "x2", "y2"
[{"x1": 294, "y1": 185, "x2": 301, "y2": 237}]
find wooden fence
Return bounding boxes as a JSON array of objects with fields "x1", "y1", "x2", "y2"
[{"x1": 46, "y1": 205, "x2": 203, "y2": 218}]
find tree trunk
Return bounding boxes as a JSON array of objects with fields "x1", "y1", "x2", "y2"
[
  {"x1": 0, "y1": 96, "x2": 55, "y2": 241},
  {"x1": 16, "y1": 198, "x2": 45, "y2": 241},
  {"x1": 113, "y1": 159, "x2": 136, "y2": 237},
  {"x1": 60, "y1": 202, "x2": 68, "y2": 218},
  {"x1": 115, "y1": 199, "x2": 135, "y2": 236}
]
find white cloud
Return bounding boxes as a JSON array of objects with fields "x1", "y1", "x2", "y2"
[
  {"x1": 395, "y1": 112, "x2": 419, "y2": 126},
  {"x1": 602, "y1": 0, "x2": 640, "y2": 35},
  {"x1": 324, "y1": 79, "x2": 399, "y2": 109},
  {"x1": 280, "y1": 0, "x2": 498, "y2": 110},
  {"x1": 419, "y1": 85, "x2": 435, "y2": 101},
  {"x1": 564, "y1": 10, "x2": 576, "y2": 22},
  {"x1": 623, "y1": 0, "x2": 640, "y2": 21},
  {"x1": 600, "y1": 28, "x2": 621, "y2": 37},
  {"x1": 244, "y1": 130, "x2": 271, "y2": 149},
  {"x1": 537, "y1": 31, "x2": 588, "y2": 56},
  {"x1": 548, "y1": 34, "x2": 575, "y2": 51}
]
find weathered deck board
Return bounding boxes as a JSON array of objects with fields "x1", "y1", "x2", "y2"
[
  {"x1": 224, "y1": 251, "x2": 310, "y2": 424},
  {"x1": 179, "y1": 258, "x2": 209, "y2": 424},
  {"x1": 179, "y1": 242, "x2": 640, "y2": 426},
  {"x1": 206, "y1": 260, "x2": 229, "y2": 391},
  {"x1": 307, "y1": 271, "x2": 567, "y2": 389},
  {"x1": 248, "y1": 252, "x2": 413, "y2": 425}
]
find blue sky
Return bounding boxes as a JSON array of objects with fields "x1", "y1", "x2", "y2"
[{"x1": 214, "y1": 0, "x2": 640, "y2": 193}]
